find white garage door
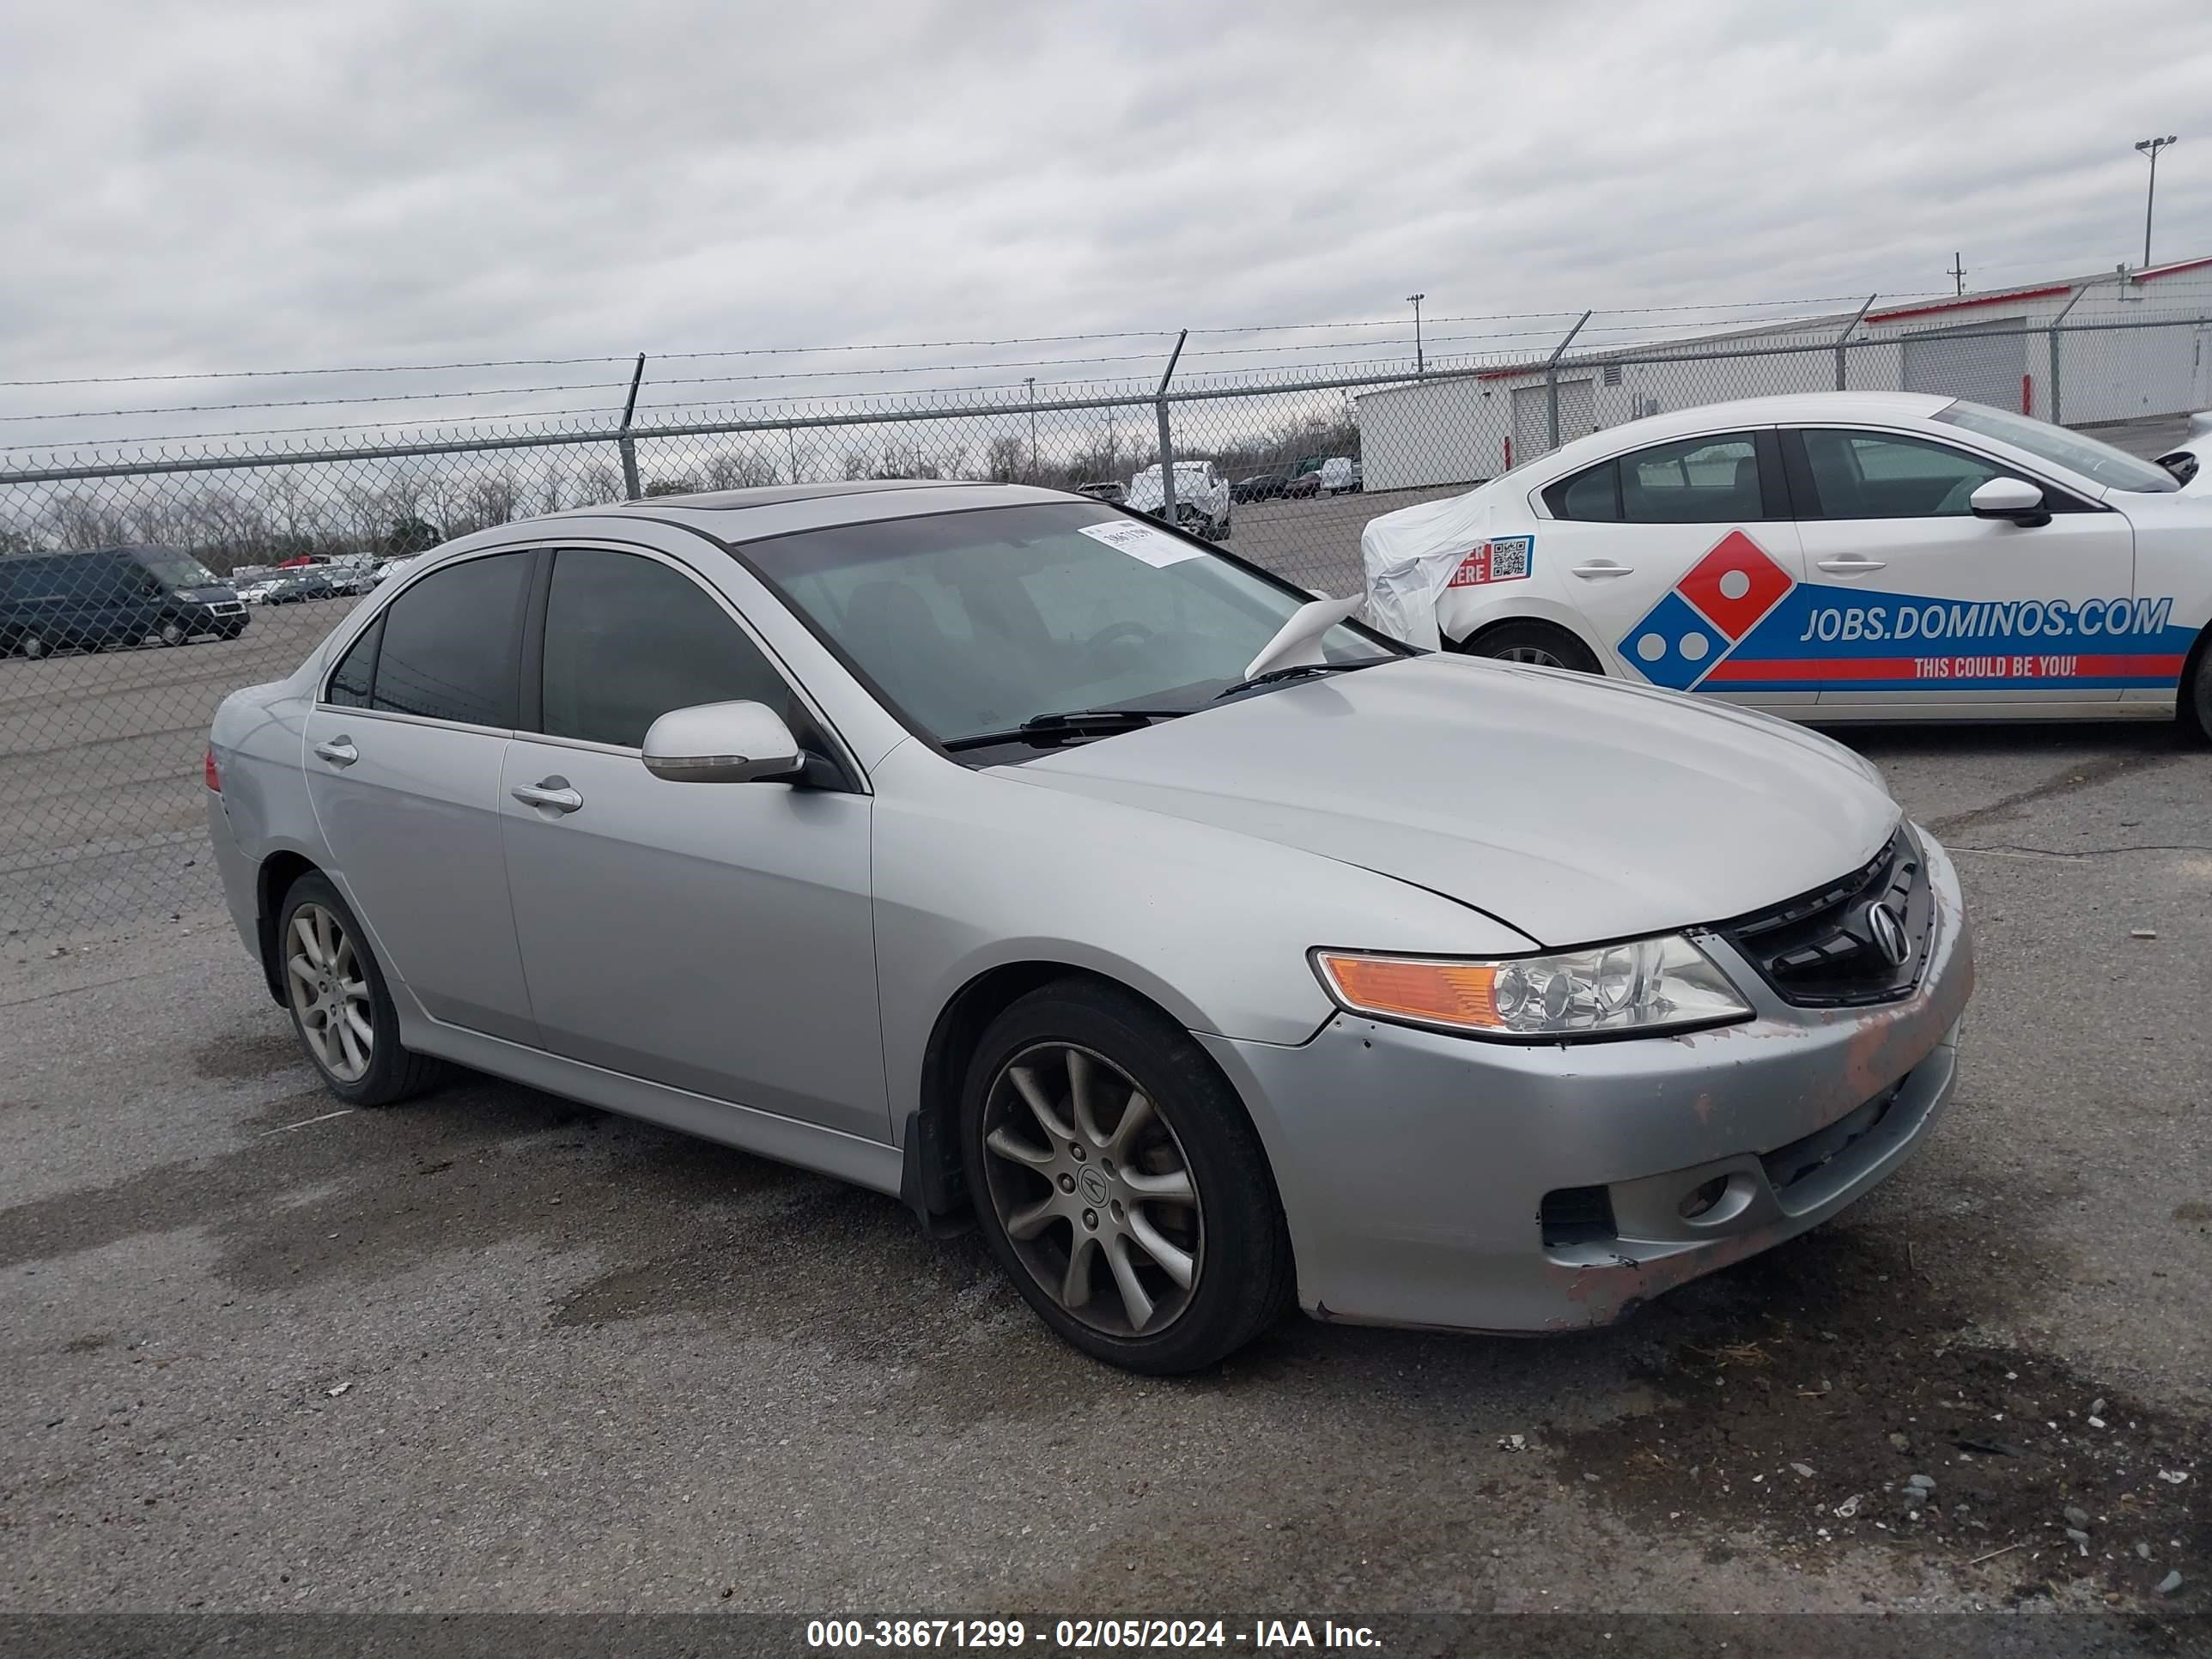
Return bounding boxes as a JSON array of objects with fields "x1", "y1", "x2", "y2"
[
  {"x1": 1901, "y1": 316, "x2": 2027, "y2": 412},
  {"x1": 1510, "y1": 379, "x2": 1595, "y2": 459}
]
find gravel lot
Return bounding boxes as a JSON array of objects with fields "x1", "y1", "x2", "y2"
[{"x1": 1, "y1": 414, "x2": 2205, "y2": 1635}]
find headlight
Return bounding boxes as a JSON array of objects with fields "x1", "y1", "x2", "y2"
[{"x1": 1313, "y1": 935, "x2": 1750, "y2": 1041}]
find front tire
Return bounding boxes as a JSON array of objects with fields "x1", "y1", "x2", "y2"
[
  {"x1": 155, "y1": 617, "x2": 189, "y2": 647},
  {"x1": 961, "y1": 981, "x2": 1294, "y2": 1374},
  {"x1": 1454, "y1": 618, "x2": 1602, "y2": 674},
  {"x1": 276, "y1": 872, "x2": 445, "y2": 1107}
]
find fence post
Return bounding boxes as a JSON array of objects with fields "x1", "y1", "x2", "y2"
[
  {"x1": 1155, "y1": 329, "x2": 1188, "y2": 525},
  {"x1": 617, "y1": 353, "x2": 647, "y2": 500},
  {"x1": 1833, "y1": 294, "x2": 1877, "y2": 391},
  {"x1": 2045, "y1": 282, "x2": 2094, "y2": 425},
  {"x1": 1545, "y1": 312, "x2": 1592, "y2": 451}
]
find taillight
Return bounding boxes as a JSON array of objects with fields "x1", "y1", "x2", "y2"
[{"x1": 204, "y1": 748, "x2": 221, "y2": 792}]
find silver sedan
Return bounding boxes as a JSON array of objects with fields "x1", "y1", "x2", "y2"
[{"x1": 204, "y1": 482, "x2": 1973, "y2": 1372}]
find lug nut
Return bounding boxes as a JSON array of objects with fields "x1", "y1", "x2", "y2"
[
  {"x1": 1058, "y1": 1174, "x2": 1076, "y2": 1193},
  {"x1": 1069, "y1": 1145, "x2": 1085, "y2": 1161},
  {"x1": 1082, "y1": 1209, "x2": 1098, "y2": 1231}
]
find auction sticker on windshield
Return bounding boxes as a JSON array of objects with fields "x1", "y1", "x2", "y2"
[{"x1": 1079, "y1": 519, "x2": 1205, "y2": 568}]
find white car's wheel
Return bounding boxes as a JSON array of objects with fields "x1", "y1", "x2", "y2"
[{"x1": 1455, "y1": 619, "x2": 1601, "y2": 675}]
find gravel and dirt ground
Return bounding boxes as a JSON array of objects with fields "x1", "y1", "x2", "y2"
[{"x1": 2, "y1": 726, "x2": 2205, "y2": 1637}]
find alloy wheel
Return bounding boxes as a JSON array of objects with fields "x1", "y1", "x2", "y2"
[
  {"x1": 157, "y1": 619, "x2": 187, "y2": 647},
  {"x1": 1494, "y1": 644, "x2": 1566, "y2": 667},
  {"x1": 21, "y1": 633, "x2": 47, "y2": 659},
  {"x1": 284, "y1": 902, "x2": 374, "y2": 1083},
  {"x1": 980, "y1": 1042, "x2": 1204, "y2": 1338}
]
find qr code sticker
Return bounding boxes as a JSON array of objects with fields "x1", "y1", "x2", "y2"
[{"x1": 1488, "y1": 537, "x2": 1530, "y2": 579}]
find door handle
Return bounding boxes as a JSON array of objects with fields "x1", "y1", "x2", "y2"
[
  {"x1": 1569, "y1": 559, "x2": 1632, "y2": 579},
  {"x1": 511, "y1": 778, "x2": 584, "y2": 814},
  {"x1": 1816, "y1": 555, "x2": 1888, "y2": 574},
  {"x1": 312, "y1": 737, "x2": 358, "y2": 767}
]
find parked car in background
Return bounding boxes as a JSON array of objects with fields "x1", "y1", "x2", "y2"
[
  {"x1": 1127, "y1": 460, "x2": 1233, "y2": 538},
  {"x1": 1280, "y1": 471, "x2": 1322, "y2": 499},
  {"x1": 259, "y1": 568, "x2": 342, "y2": 605},
  {"x1": 1318, "y1": 457, "x2": 1363, "y2": 495},
  {"x1": 237, "y1": 577, "x2": 285, "y2": 605},
  {"x1": 1361, "y1": 392, "x2": 2212, "y2": 734},
  {"x1": 1075, "y1": 481, "x2": 1127, "y2": 505},
  {"x1": 371, "y1": 555, "x2": 420, "y2": 588},
  {"x1": 323, "y1": 556, "x2": 379, "y2": 595},
  {"x1": 1232, "y1": 473, "x2": 1289, "y2": 503},
  {"x1": 206, "y1": 480, "x2": 1972, "y2": 1373},
  {"x1": 1, "y1": 544, "x2": 246, "y2": 658}
]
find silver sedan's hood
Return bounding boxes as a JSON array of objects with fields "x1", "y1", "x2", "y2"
[{"x1": 1004, "y1": 655, "x2": 1899, "y2": 948}]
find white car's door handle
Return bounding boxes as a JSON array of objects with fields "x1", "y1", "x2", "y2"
[
  {"x1": 1569, "y1": 559, "x2": 1632, "y2": 580},
  {"x1": 312, "y1": 737, "x2": 358, "y2": 767},
  {"x1": 511, "y1": 778, "x2": 583, "y2": 814},
  {"x1": 1816, "y1": 555, "x2": 1888, "y2": 574}
]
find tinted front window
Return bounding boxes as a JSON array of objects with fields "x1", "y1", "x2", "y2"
[
  {"x1": 134, "y1": 550, "x2": 220, "y2": 589},
  {"x1": 540, "y1": 549, "x2": 793, "y2": 749},
  {"x1": 369, "y1": 552, "x2": 528, "y2": 727},
  {"x1": 1933, "y1": 400, "x2": 2178, "y2": 492},
  {"x1": 748, "y1": 503, "x2": 1389, "y2": 745},
  {"x1": 1619, "y1": 434, "x2": 1764, "y2": 523},
  {"x1": 1800, "y1": 429, "x2": 2008, "y2": 519},
  {"x1": 325, "y1": 613, "x2": 382, "y2": 708}
]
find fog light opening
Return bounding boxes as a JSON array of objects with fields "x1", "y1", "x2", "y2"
[{"x1": 1679, "y1": 1176, "x2": 1730, "y2": 1221}]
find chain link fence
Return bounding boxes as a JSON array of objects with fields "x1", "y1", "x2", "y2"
[{"x1": 4, "y1": 299, "x2": 2208, "y2": 945}]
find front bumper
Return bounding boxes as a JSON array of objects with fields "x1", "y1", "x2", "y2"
[{"x1": 1199, "y1": 825, "x2": 1974, "y2": 1334}]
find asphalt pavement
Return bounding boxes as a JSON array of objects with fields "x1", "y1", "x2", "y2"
[{"x1": 2, "y1": 721, "x2": 2204, "y2": 1621}]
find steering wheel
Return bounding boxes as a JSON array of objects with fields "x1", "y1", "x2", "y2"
[
  {"x1": 1085, "y1": 620, "x2": 1154, "y2": 653},
  {"x1": 1934, "y1": 476, "x2": 1986, "y2": 515}
]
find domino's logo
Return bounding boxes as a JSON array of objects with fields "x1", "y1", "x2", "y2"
[{"x1": 1617, "y1": 531, "x2": 1795, "y2": 690}]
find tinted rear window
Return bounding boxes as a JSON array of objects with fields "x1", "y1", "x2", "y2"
[{"x1": 369, "y1": 553, "x2": 529, "y2": 728}]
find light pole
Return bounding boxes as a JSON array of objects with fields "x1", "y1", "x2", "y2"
[
  {"x1": 2135, "y1": 136, "x2": 2178, "y2": 269},
  {"x1": 1024, "y1": 375, "x2": 1039, "y2": 477},
  {"x1": 1406, "y1": 293, "x2": 1426, "y2": 374}
]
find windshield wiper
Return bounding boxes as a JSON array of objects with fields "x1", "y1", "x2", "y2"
[
  {"x1": 942, "y1": 707, "x2": 1191, "y2": 752},
  {"x1": 1213, "y1": 655, "x2": 1395, "y2": 701}
]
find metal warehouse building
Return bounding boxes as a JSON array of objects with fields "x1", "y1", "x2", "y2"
[{"x1": 1355, "y1": 257, "x2": 2212, "y2": 492}]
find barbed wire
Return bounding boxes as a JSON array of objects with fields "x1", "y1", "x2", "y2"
[{"x1": 0, "y1": 294, "x2": 1954, "y2": 392}]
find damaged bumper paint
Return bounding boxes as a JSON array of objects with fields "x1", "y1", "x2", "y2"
[{"x1": 1198, "y1": 826, "x2": 1974, "y2": 1334}]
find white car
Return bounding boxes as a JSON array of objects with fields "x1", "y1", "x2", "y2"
[
  {"x1": 1125, "y1": 459, "x2": 1232, "y2": 540},
  {"x1": 1364, "y1": 392, "x2": 2210, "y2": 732}
]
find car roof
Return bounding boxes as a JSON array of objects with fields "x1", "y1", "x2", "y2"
[
  {"x1": 1533, "y1": 391, "x2": 1956, "y2": 474},
  {"x1": 467, "y1": 479, "x2": 1084, "y2": 548}
]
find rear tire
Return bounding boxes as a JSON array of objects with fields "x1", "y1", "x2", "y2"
[
  {"x1": 19, "y1": 631, "x2": 49, "y2": 660},
  {"x1": 275, "y1": 872, "x2": 447, "y2": 1107},
  {"x1": 960, "y1": 980, "x2": 1294, "y2": 1374},
  {"x1": 1454, "y1": 618, "x2": 1602, "y2": 674},
  {"x1": 2183, "y1": 634, "x2": 2212, "y2": 744}
]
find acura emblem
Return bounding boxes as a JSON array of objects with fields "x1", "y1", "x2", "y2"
[{"x1": 1865, "y1": 902, "x2": 1911, "y2": 967}]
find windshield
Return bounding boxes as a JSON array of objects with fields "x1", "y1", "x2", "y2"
[
  {"x1": 746, "y1": 501, "x2": 1393, "y2": 750},
  {"x1": 1932, "y1": 401, "x2": 2179, "y2": 493},
  {"x1": 134, "y1": 550, "x2": 221, "y2": 589}
]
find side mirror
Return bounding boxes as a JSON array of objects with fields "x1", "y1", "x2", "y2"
[
  {"x1": 641, "y1": 701, "x2": 804, "y2": 783},
  {"x1": 1969, "y1": 477, "x2": 2050, "y2": 526}
]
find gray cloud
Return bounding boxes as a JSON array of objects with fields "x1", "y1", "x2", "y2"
[{"x1": 1, "y1": 0, "x2": 2206, "y2": 446}]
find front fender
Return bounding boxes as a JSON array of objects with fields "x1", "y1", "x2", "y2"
[{"x1": 1437, "y1": 588, "x2": 1610, "y2": 664}]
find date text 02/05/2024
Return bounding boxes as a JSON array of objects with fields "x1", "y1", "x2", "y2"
[{"x1": 803, "y1": 1618, "x2": 1381, "y2": 1650}]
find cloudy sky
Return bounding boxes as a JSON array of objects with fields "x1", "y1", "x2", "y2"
[{"x1": 2, "y1": 0, "x2": 2207, "y2": 449}]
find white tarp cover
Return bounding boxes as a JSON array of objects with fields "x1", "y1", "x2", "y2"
[{"x1": 1358, "y1": 480, "x2": 1505, "y2": 649}]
